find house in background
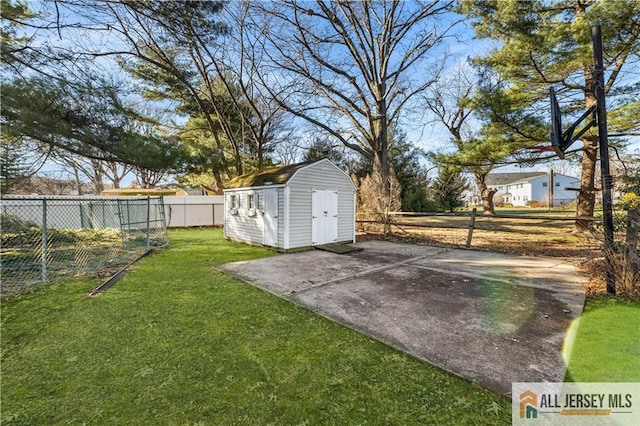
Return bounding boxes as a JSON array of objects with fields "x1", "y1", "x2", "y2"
[{"x1": 486, "y1": 171, "x2": 580, "y2": 207}]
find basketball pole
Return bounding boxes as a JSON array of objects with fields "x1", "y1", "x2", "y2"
[{"x1": 591, "y1": 24, "x2": 616, "y2": 294}]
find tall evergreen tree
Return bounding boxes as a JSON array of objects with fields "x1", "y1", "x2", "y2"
[
  {"x1": 71, "y1": 0, "x2": 291, "y2": 187},
  {"x1": 0, "y1": 136, "x2": 28, "y2": 193},
  {"x1": 303, "y1": 137, "x2": 348, "y2": 169},
  {"x1": 1, "y1": 77, "x2": 184, "y2": 172},
  {"x1": 431, "y1": 167, "x2": 470, "y2": 213},
  {"x1": 460, "y1": 0, "x2": 640, "y2": 230}
]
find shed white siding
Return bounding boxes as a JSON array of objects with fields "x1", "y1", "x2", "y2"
[
  {"x1": 224, "y1": 188, "x2": 270, "y2": 245},
  {"x1": 286, "y1": 161, "x2": 355, "y2": 249},
  {"x1": 277, "y1": 188, "x2": 285, "y2": 245},
  {"x1": 223, "y1": 159, "x2": 355, "y2": 250}
]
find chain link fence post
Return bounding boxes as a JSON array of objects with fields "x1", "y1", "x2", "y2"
[
  {"x1": 1, "y1": 196, "x2": 168, "y2": 299},
  {"x1": 146, "y1": 196, "x2": 151, "y2": 251},
  {"x1": 41, "y1": 197, "x2": 48, "y2": 283}
]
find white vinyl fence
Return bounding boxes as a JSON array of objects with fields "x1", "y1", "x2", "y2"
[{"x1": 163, "y1": 196, "x2": 224, "y2": 227}]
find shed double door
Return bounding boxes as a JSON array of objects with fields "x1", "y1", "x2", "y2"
[
  {"x1": 312, "y1": 189, "x2": 338, "y2": 245},
  {"x1": 263, "y1": 188, "x2": 279, "y2": 247}
]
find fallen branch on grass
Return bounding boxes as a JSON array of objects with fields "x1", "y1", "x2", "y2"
[{"x1": 86, "y1": 250, "x2": 153, "y2": 297}]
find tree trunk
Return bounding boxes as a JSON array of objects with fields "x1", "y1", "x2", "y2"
[
  {"x1": 92, "y1": 171, "x2": 104, "y2": 194},
  {"x1": 72, "y1": 164, "x2": 83, "y2": 195},
  {"x1": 257, "y1": 137, "x2": 264, "y2": 170},
  {"x1": 213, "y1": 169, "x2": 224, "y2": 192},
  {"x1": 475, "y1": 173, "x2": 496, "y2": 215},
  {"x1": 211, "y1": 129, "x2": 234, "y2": 179},
  {"x1": 137, "y1": 170, "x2": 150, "y2": 189},
  {"x1": 575, "y1": 136, "x2": 598, "y2": 231},
  {"x1": 575, "y1": 6, "x2": 598, "y2": 233}
]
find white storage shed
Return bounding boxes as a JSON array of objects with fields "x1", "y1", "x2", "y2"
[{"x1": 223, "y1": 159, "x2": 356, "y2": 250}]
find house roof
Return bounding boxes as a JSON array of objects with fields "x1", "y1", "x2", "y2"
[
  {"x1": 225, "y1": 160, "x2": 321, "y2": 189},
  {"x1": 485, "y1": 172, "x2": 546, "y2": 186},
  {"x1": 487, "y1": 172, "x2": 579, "y2": 187},
  {"x1": 100, "y1": 188, "x2": 188, "y2": 196}
]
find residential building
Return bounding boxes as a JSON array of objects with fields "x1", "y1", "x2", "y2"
[{"x1": 485, "y1": 171, "x2": 580, "y2": 207}]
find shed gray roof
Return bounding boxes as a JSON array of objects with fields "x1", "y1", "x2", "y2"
[
  {"x1": 225, "y1": 160, "x2": 321, "y2": 189},
  {"x1": 486, "y1": 172, "x2": 546, "y2": 186}
]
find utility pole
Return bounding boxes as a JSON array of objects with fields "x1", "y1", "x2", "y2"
[
  {"x1": 548, "y1": 169, "x2": 554, "y2": 212},
  {"x1": 592, "y1": 25, "x2": 616, "y2": 294}
]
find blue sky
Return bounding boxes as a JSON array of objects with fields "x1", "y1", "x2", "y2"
[{"x1": 18, "y1": 1, "x2": 639, "y2": 186}]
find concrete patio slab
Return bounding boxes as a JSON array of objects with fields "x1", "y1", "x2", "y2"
[{"x1": 218, "y1": 240, "x2": 586, "y2": 395}]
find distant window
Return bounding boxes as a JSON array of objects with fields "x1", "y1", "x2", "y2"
[
  {"x1": 247, "y1": 194, "x2": 255, "y2": 209},
  {"x1": 230, "y1": 195, "x2": 238, "y2": 208},
  {"x1": 498, "y1": 186, "x2": 503, "y2": 190},
  {"x1": 555, "y1": 182, "x2": 560, "y2": 187},
  {"x1": 542, "y1": 182, "x2": 548, "y2": 187}
]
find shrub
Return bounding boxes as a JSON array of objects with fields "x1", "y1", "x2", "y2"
[
  {"x1": 608, "y1": 248, "x2": 640, "y2": 300},
  {"x1": 526, "y1": 200, "x2": 544, "y2": 208},
  {"x1": 617, "y1": 192, "x2": 640, "y2": 298},
  {"x1": 354, "y1": 161, "x2": 401, "y2": 219},
  {"x1": 1, "y1": 214, "x2": 41, "y2": 247},
  {"x1": 618, "y1": 192, "x2": 640, "y2": 210},
  {"x1": 0, "y1": 214, "x2": 39, "y2": 234},
  {"x1": 401, "y1": 186, "x2": 440, "y2": 212}
]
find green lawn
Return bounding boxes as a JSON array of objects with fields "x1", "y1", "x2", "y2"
[
  {"x1": 1, "y1": 228, "x2": 510, "y2": 425},
  {"x1": 565, "y1": 296, "x2": 640, "y2": 383}
]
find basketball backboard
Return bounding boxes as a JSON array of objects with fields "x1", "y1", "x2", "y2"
[
  {"x1": 549, "y1": 87, "x2": 596, "y2": 160},
  {"x1": 549, "y1": 87, "x2": 565, "y2": 159}
]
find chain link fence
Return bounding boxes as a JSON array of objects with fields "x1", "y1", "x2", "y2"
[{"x1": 1, "y1": 196, "x2": 167, "y2": 298}]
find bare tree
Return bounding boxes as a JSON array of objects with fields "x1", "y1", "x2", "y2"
[
  {"x1": 133, "y1": 167, "x2": 165, "y2": 189},
  {"x1": 424, "y1": 64, "x2": 499, "y2": 214},
  {"x1": 218, "y1": 2, "x2": 294, "y2": 170},
  {"x1": 50, "y1": 150, "x2": 133, "y2": 193},
  {"x1": 256, "y1": 0, "x2": 456, "y2": 199},
  {"x1": 272, "y1": 136, "x2": 304, "y2": 166},
  {"x1": 60, "y1": 1, "x2": 293, "y2": 188},
  {"x1": 548, "y1": 160, "x2": 580, "y2": 178}
]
